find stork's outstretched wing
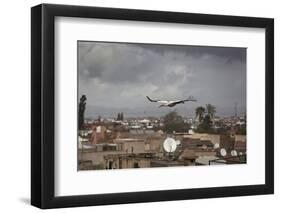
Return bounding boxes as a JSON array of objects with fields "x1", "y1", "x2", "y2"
[
  {"x1": 183, "y1": 96, "x2": 197, "y2": 102},
  {"x1": 146, "y1": 96, "x2": 158, "y2": 102},
  {"x1": 167, "y1": 96, "x2": 197, "y2": 106},
  {"x1": 146, "y1": 96, "x2": 169, "y2": 104}
]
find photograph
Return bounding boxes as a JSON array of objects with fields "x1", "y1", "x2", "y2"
[
  {"x1": 29, "y1": 3, "x2": 274, "y2": 209},
  {"x1": 77, "y1": 41, "x2": 247, "y2": 170}
]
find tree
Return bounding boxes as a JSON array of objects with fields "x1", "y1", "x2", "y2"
[
  {"x1": 195, "y1": 104, "x2": 216, "y2": 133},
  {"x1": 236, "y1": 124, "x2": 246, "y2": 135},
  {"x1": 163, "y1": 111, "x2": 189, "y2": 133},
  {"x1": 117, "y1": 112, "x2": 124, "y2": 121},
  {"x1": 78, "y1": 95, "x2": 87, "y2": 129},
  {"x1": 195, "y1": 106, "x2": 205, "y2": 123},
  {"x1": 198, "y1": 114, "x2": 212, "y2": 132},
  {"x1": 206, "y1": 104, "x2": 216, "y2": 120}
]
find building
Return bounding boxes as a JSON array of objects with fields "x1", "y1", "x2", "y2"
[
  {"x1": 234, "y1": 135, "x2": 246, "y2": 153},
  {"x1": 104, "y1": 153, "x2": 155, "y2": 169},
  {"x1": 183, "y1": 133, "x2": 221, "y2": 145},
  {"x1": 113, "y1": 138, "x2": 146, "y2": 153},
  {"x1": 90, "y1": 125, "x2": 107, "y2": 144}
]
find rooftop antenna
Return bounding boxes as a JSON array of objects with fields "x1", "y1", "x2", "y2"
[
  {"x1": 163, "y1": 137, "x2": 179, "y2": 159},
  {"x1": 220, "y1": 148, "x2": 227, "y2": 157},
  {"x1": 231, "y1": 150, "x2": 238, "y2": 156},
  {"x1": 163, "y1": 138, "x2": 178, "y2": 153}
]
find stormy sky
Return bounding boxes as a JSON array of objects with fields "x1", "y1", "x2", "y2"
[{"x1": 78, "y1": 41, "x2": 246, "y2": 119}]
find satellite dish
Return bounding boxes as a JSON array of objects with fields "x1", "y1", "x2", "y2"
[
  {"x1": 231, "y1": 150, "x2": 238, "y2": 156},
  {"x1": 220, "y1": 148, "x2": 227, "y2": 157},
  {"x1": 202, "y1": 144, "x2": 207, "y2": 150},
  {"x1": 239, "y1": 152, "x2": 243, "y2": 156},
  {"x1": 214, "y1": 143, "x2": 220, "y2": 149},
  {"x1": 163, "y1": 137, "x2": 178, "y2": 153}
]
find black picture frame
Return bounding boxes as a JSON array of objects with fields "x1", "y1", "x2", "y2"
[{"x1": 31, "y1": 3, "x2": 274, "y2": 209}]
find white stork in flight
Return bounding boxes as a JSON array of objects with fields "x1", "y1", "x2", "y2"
[{"x1": 146, "y1": 96, "x2": 197, "y2": 107}]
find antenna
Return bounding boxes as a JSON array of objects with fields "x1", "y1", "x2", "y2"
[
  {"x1": 220, "y1": 148, "x2": 227, "y2": 157},
  {"x1": 231, "y1": 150, "x2": 238, "y2": 156},
  {"x1": 163, "y1": 137, "x2": 178, "y2": 153},
  {"x1": 214, "y1": 143, "x2": 220, "y2": 149}
]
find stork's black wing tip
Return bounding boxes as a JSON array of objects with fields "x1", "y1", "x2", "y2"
[{"x1": 184, "y1": 96, "x2": 197, "y2": 102}]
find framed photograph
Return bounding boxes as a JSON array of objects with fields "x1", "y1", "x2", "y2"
[{"x1": 31, "y1": 4, "x2": 274, "y2": 209}]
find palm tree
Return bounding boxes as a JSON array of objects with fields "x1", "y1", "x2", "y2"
[
  {"x1": 195, "y1": 106, "x2": 205, "y2": 123},
  {"x1": 206, "y1": 104, "x2": 216, "y2": 120}
]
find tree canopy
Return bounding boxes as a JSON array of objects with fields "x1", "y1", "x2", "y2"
[
  {"x1": 195, "y1": 104, "x2": 216, "y2": 133},
  {"x1": 163, "y1": 111, "x2": 189, "y2": 133}
]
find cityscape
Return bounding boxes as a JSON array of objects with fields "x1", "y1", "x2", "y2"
[
  {"x1": 78, "y1": 98, "x2": 246, "y2": 170},
  {"x1": 78, "y1": 41, "x2": 246, "y2": 171}
]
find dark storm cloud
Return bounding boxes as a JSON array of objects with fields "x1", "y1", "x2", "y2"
[
  {"x1": 78, "y1": 41, "x2": 246, "y2": 118},
  {"x1": 132, "y1": 43, "x2": 246, "y2": 64}
]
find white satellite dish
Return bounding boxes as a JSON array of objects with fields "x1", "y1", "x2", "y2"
[
  {"x1": 220, "y1": 148, "x2": 227, "y2": 157},
  {"x1": 214, "y1": 143, "x2": 220, "y2": 149},
  {"x1": 231, "y1": 150, "x2": 238, "y2": 156},
  {"x1": 163, "y1": 137, "x2": 178, "y2": 153}
]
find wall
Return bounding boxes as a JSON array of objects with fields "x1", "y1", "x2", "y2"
[
  {"x1": 184, "y1": 133, "x2": 221, "y2": 145},
  {"x1": 0, "y1": 0, "x2": 279, "y2": 212}
]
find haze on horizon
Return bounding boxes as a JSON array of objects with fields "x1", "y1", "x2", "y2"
[{"x1": 78, "y1": 41, "x2": 246, "y2": 119}]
